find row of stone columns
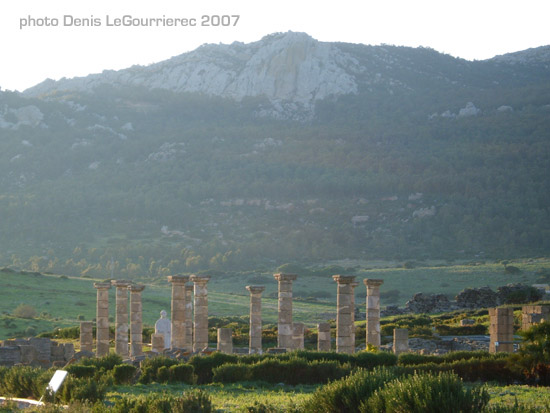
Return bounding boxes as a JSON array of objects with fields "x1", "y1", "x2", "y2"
[
  {"x1": 91, "y1": 273, "x2": 386, "y2": 356},
  {"x1": 92, "y1": 281, "x2": 146, "y2": 358}
]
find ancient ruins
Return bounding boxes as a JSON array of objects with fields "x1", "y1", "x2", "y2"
[{"x1": 3, "y1": 269, "x2": 546, "y2": 368}]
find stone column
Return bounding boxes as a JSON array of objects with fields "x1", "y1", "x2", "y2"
[
  {"x1": 333, "y1": 275, "x2": 356, "y2": 353},
  {"x1": 94, "y1": 282, "x2": 112, "y2": 357},
  {"x1": 246, "y1": 285, "x2": 265, "y2": 354},
  {"x1": 273, "y1": 273, "x2": 297, "y2": 349},
  {"x1": 151, "y1": 334, "x2": 165, "y2": 353},
  {"x1": 217, "y1": 328, "x2": 233, "y2": 354},
  {"x1": 80, "y1": 321, "x2": 93, "y2": 353},
  {"x1": 489, "y1": 307, "x2": 514, "y2": 353},
  {"x1": 168, "y1": 275, "x2": 189, "y2": 350},
  {"x1": 292, "y1": 322, "x2": 305, "y2": 350},
  {"x1": 129, "y1": 284, "x2": 145, "y2": 357},
  {"x1": 112, "y1": 280, "x2": 131, "y2": 357},
  {"x1": 317, "y1": 322, "x2": 331, "y2": 351},
  {"x1": 190, "y1": 275, "x2": 210, "y2": 352},
  {"x1": 393, "y1": 328, "x2": 409, "y2": 355},
  {"x1": 364, "y1": 279, "x2": 384, "y2": 348},
  {"x1": 351, "y1": 281, "x2": 359, "y2": 350},
  {"x1": 185, "y1": 284, "x2": 194, "y2": 351}
]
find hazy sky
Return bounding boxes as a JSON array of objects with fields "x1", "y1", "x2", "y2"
[{"x1": 2, "y1": 0, "x2": 549, "y2": 92}]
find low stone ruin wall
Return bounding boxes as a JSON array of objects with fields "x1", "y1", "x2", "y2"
[{"x1": 0, "y1": 338, "x2": 74, "y2": 368}]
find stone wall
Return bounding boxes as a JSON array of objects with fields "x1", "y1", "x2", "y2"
[{"x1": 0, "y1": 338, "x2": 74, "y2": 367}]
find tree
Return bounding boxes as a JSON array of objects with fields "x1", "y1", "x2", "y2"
[{"x1": 508, "y1": 321, "x2": 550, "y2": 384}]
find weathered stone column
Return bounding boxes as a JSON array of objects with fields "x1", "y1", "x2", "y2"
[
  {"x1": 80, "y1": 321, "x2": 93, "y2": 353},
  {"x1": 317, "y1": 322, "x2": 331, "y2": 351},
  {"x1": 217, "y1": 328, "x2": 233, "y2": 354},
  {"x1": 333, "y1": 275, "x2": 356, "y2": 353},
  {"x1": 190, "y1": 275, "x2": 211, "y2": 352},
  {"x1": 292, "y1": 322, "x2": 305, "y2": 350},
  {"x1": 246, "y1": 285, "x2": 265, "y2": 354},
  {"x1": 129, "y1": 284, "x2": 145, "y2": 357},
  {"x1": 393, "y1": 328, "x2": 409, "y2": 355},
  {"x1": 489, "y1": 307, "x2": 514, "y2": 353},
  {"x1": 351, "y1": 281, "x2": 359, "y2": 351},
  {"x1": 168, "y1": 275, "x2": 189, "y2": 349},
  {"x1": 112, "y1": 280, "x2": 131, "y2": 357},
  {"x1": 185, "y1": 284, "x2": 194, "y2": 351},
  {"x1": 151, "y1": 334, "x2": 165, "y2": 353},
  {"x1": 94, "y1": 282, "x2": 112, "y2": 357},
  {"x1": 273, "y1": 273, "x2": 297, "y2": 349},
  {"x1": 364, "y1": 279, "x2": 384, "y2": 348}
]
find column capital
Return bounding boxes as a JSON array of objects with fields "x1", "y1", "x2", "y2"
[
  {"x1": 246, "y1": 285, "x2": 266, "y2": 294},
  {"x1": 332, "y1": 275, "x2": 356, "y2": 284},
  {"x1": 129, "y1": 284, "x2": 146, "y2": 293},
  {"x1": 94, "y1": 282, "x2": 112, "y2": 290},
  {"x1": 273, "y1": 273, "x2": 297, "y2": 282},
  {"x1": 363, "y1": 279, "x2": 384, "y2": 288},
  {"x1": 168, "y1": 275, "x2": 189, "y2": 284},
  {"x1": 190, "y1": 275, "x2": 211, "y2": 285},
  {"x1": 111, "y1": 280, "x2": 132, "y2": 288}
]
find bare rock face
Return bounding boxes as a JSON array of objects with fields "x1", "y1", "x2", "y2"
[{"x1": 25, "y1": 32, "x2": 359, "y2": 118}]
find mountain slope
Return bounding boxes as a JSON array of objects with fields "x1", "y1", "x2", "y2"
[{"x1": 1, "y1": 33, "x2": 549, "y2": 279}]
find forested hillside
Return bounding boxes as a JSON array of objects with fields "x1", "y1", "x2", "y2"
[{"x1": 1, "y1": 34, "x2": 549, "y2": 279}]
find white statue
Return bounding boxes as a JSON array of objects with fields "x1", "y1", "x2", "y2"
[{"x1": 154, "y1": 310, "x2": 171, "y2": 349}]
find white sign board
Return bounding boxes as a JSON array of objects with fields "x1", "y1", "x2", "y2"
[{"x1": 47, "y1": 370, "x2": 68, "y2": 394}]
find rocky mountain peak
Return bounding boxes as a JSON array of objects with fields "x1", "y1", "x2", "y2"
[{"x1": 24, "y1": 31, "x2": 358, "y2": 117}]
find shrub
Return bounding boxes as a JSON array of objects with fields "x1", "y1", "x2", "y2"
[
  {"x1": 302, "y1": 367, "x2": 398, "y2": 413},
  {"x1": 212, "y1": 363, "x2": 250, "y2": 383},
  {"x1": 435, "y1": 324, "x2": 488, "y2": 335},
  {"x1": 112, "y1": 364, "x2": 137, "y2": 385},
  {"x1": 172, "y1": 389, "x2": 213, "y2": 413},
  {"x1": 66, "y1": 365, "x2": 97, "y2": 379},
  {"x1": 398, "y1": 353, "x2": 445, "y2": 366},
  {"x1": 0, "y1": 366, "x2": 48, "y2": 399},
  {"x1": 138, "y1": 356, "x2": 178, "y2": 384},
  {"x1": 110, "y1": 390, "x2": 212, "y2": 413},
  {"x1": 169, "y1": 364, "x2": 195, "y2": 384},
  {"x1": 13, "y1": 304, "x2": 37, "y2": 319},
  {"x1": 189, "y1": 352, "x2": 239, "y2": 384},
  {"x1": 57, "y1": 377, "x2": 107, "y2": 403},
  {"x1": 363, "y1": 371, "x2": 489, "y2": 413},
  {"x1": 80, "y1": 353, "x2": 123, "y2": 371},
  {"x1": 507, "y1": 320, "x2": 550, "y2": 384}
]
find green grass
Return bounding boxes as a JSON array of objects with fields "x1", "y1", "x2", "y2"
[
  {"x1": 107, "y1": 382, "x2": 550, "y2": 412},
  {"x1": 487, "y1": 384, "x2": 550, "y2": 410},
  {"x1": 1, "y1": 257, "x2": 549, "y2": 340},
  {"x1": 108, "y1": 382, "x2": 315, "y2": 411}
]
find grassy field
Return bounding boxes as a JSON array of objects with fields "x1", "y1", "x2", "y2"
[
  {"x1": 107, "y1": 381, "x2": 550, "y2": 412},
  {"x1": 1, "y1": 257, "x2": 549, "y2": 340}
]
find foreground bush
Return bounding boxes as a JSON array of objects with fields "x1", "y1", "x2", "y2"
[
  {"x1": 363, "y1": 371, "x2": 489, "y2": 413},
  {"x1": 0, "y1": 365, "x2": 49, "y2": 399},
  {"x1": 112, "y1": 364, "x2": 137, "y2": 385},
  {"x1": 57, "y1": 377, "x2": 107, "y2": 404},
  {"x1": 189, "y1": 352, "x2": 239, "y2": 384},
  {"x1": 301, "y1": 367, "x2": 398, "y2": 413},
  {"x1": 212, "y1": 358, "x2": 347, "y2": 385},
  {"x1": 507, "y1": 321, "x2": 550, "y2": 385}
]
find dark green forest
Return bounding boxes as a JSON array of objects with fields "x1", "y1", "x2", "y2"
[{"x1": 1, "y1": 44, "x2": 549, "y2": 279}]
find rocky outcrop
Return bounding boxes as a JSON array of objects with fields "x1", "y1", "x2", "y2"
[
  {"x1": 25, "y1": 32, "x2": 359, "y2": 118},
  {"x1": 456, "y1": 286, "x2": 499, "y2": 309},
  {"x1": 405, "y1": 293, "x2": 457, "y2": 314}
]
